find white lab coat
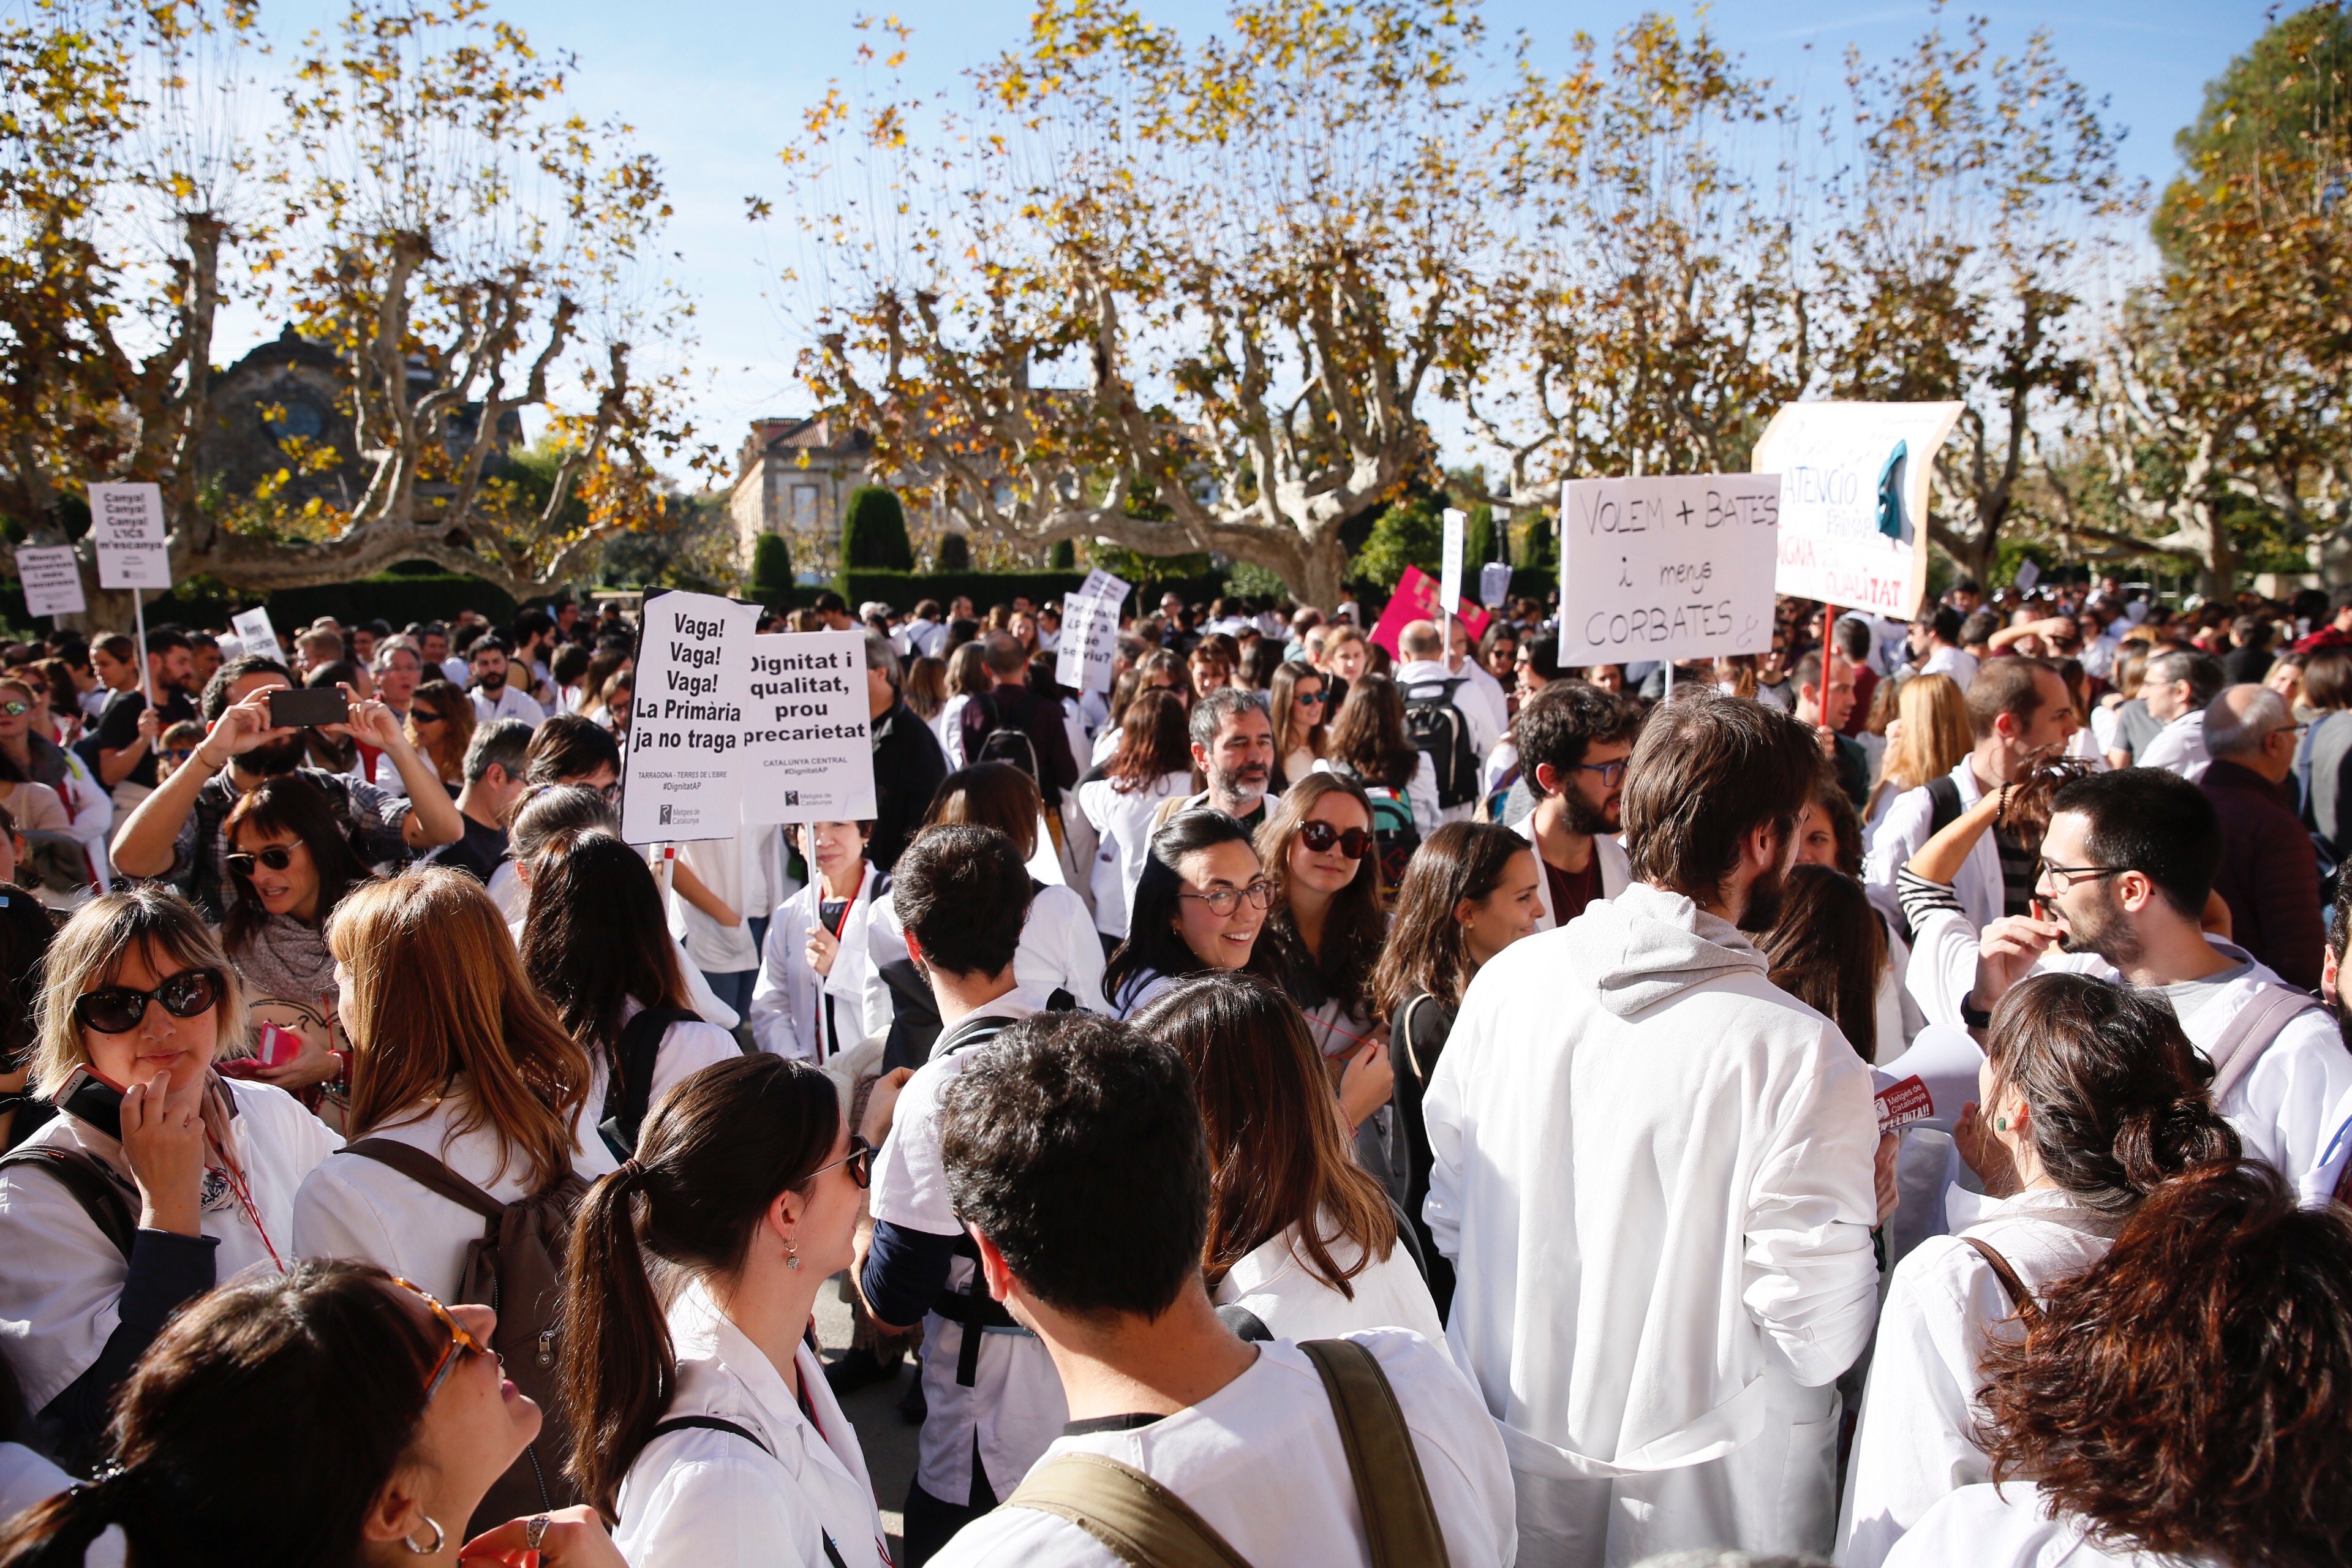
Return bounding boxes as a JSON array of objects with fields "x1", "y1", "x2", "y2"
[
  {"x1": 1210, "y1": 1215, "x2": 1445, "y2": 1345},
  {"x1": 0, "y1": 1444, "x2": 124, "y2": 1567},
  {"x1": 1864, "y1": 760, "x2": 2004, "y2": 934},
  {"x1": 1836, "y1": 1186, "x2": 2123, "y2": 1568},
  {"x1": 933, "y1": 693, "x2": 972, "y2": 767},
  {"x1": 1077, "y1": 769, "x2": 1193, "y2": 938},
  {"x1": 929, "y1": 1332, "x2": 1517, "y2": 1568},
  {"x1": 584, "y1": 1002, "x2": 744, "y2": 1136},
  {"x1": 612, "y1": 1281, "x2": 890, "y2": 1568},
  {"x1": 291, "y1": 1082, "x2": 616, "y2": 1305},
  {"x1": 1425, "y1": 881, "x2": 1882, "y2": 1567},
  {"x1": 868, "y1": 989, "x2": 1068, "y2": 1505},
  {"x1": 468, "y1": 684, "x2": 545, "y2": 726},
  {"x1": 861, "y1": 875, "x2": 1109, "y2": 1025},
  {"x1": 672, "y1": 825, "x2": 783, "y2": 977},
  {"x1": 748, "y1": 865, "x2": 887, "y2": 1061},
  {"x1": 0, "y1": 1078, "x2": 336, "y2": 1410},
  {"x1": 1882, "y1": 1484, "x2": 2214, "y2": 1568},
  {"x1": 1512, "y1": 813, "x2": 1632, "y2": 932}
]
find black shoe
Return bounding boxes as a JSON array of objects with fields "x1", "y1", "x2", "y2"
[
  {"x1": 824, "y1": 1348, "x2": 892, "y2": 1398},
  {"x1": 899, "y1": 1368, "x2": 928, "y2": 1425}
]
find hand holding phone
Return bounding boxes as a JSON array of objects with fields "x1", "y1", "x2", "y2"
[{"x1": 268, "y1": 685, "x2": 350, "y2": 731}]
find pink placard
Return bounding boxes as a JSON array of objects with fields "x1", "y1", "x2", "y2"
[{"x1": 1369, "y1": 565, "x2": 1492, "y2": 657}]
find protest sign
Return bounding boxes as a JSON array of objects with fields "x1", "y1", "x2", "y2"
[
  {"x1": 2013, "y1": 559, "x2": 2041, "y2": 593},
  {"x1": 87, "y1": 483, "x2": 172, "y2": 591},
  {"x1": 1557, "y1": 473, "x2": 1782, "y2": 666},
  {"x1": 619, "y1": 590, "x2": 760, "y2": 845},
  {"x1": 1439, "y1": 508, "x2": 1466, "y2": 624},
  {"x1": 1055, "y1": 590, "x2": 1121, "y2": 695},
  {"x1": 1369, "y1": 565, "x2": 1491, "y2": 658},
  {"x1": 1479, "y1": 560, "x2": 1512, "y2": 609},
  {"x1": 231, "y1": 606, "x2": 287, "y2": 668},
  {"x1": 13, "y1": 546, "x2": 85, "y2": 618},
  {"x1": 1753, "y1": 401, "x2": 1964, "y2": 620},
  {"x1": 1076, "y1": 567, "x2": 1133, "y2": 609},
  {"x1": 740, "y1": 629, "x2": 878, "y2": 825}
]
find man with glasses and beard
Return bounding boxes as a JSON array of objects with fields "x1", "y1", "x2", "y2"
[
  {"x1": 107, "y1": 655, "x2": 463, "y2": 921},
  {"x1": 1961, "y1": 766, "x2": 2352, "y2": 1197},
  {"x1": 1425, "y1": 690, "x2": 1896, "y2": 1567},
  {"x1": 1510, "y1": 680, "x2": 1641, "y2": 930}
]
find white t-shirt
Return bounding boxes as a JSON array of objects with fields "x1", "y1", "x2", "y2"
[
  {"x1": 469, "y1": 684, "x2": 545, "y2": 727},
  {"x1": 929, "y1": 1331, "x2": 1517, "y2": 1568},
  {"x1": 1212, "y1": 1218, "x2": 1445, "y2": 1345},
  {"x1": 1884, "y1": 1483, "x2": 2217, "y2": 1568}
]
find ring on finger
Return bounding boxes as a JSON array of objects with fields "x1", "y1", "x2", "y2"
[{"x1": 526, "y1": 1514, "x2": 551, "y2": 1550}]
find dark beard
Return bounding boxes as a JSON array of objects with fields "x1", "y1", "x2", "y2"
[
  {"x1": 478, "y1": 670, "x2": 505, "y2": 694},
  {"x1": 1738, "y1": 860, "x2": 1791, "y2": 932},
  {"x1": 1565, "y1": 793, "x2": 1618, "y2": 837},
  {"x1": 2059, "y1": 885, "x2": 2140, "y2": 967},
  {"x1": 240, "y1": 734, "x2": 309, "y2": 776}
]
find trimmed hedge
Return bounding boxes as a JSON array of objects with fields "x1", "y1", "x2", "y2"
[
  {"x1": 1, "y1": 571, "x2": 519, "y2": 637},
  {"x1": 842, "y1": 486, "x2": 914, "y2": 571},
  {"x1": 837, "y1": 569, "x2": 1230, "y2": 616}
]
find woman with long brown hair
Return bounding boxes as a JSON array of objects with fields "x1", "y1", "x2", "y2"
[
  {"x1": 1130, "y1": 973, "x2": 1441, "y2": 1343},
  {"x1": 1324, "y1": 671, "x2": 1440, "y2": 843},
  {"x1": 1756, "y1": 863, "x2": 1888, "y2": 1063},
  {"x1": 1268, "y1": 658, "x2": 1331, "y2": 791},
  {"x1": 932, "y1": 642, "x2": 991, "y2": 766},
  {"x1": 1076, "y1": 688, "x2": 1194, "y2": 947},
  {"x1": 402, "y1": 679, "x2": 472, "y2": 799},
  {"x1": 1839, "y1": 974, "x2": 2241, "y2": 1568}
]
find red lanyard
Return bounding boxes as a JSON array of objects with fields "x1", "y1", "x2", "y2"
[
  {"x1": 814, "y1": 864, "x2": 866, "y2": 1060},
  {"x1": 209, "y1": 1144, "x2": 287, "y2": 1274}
]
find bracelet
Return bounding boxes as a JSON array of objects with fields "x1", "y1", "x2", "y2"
[{"x1": 1992, "y1": 782, "x2": 2011, "y2": 829}]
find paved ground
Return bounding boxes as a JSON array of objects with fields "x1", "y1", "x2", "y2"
[{"x1": 813, "y1": 1269, "x2": 920, "y2": 1560}]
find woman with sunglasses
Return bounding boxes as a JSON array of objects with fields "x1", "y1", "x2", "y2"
[
  {"x1": 402, "y1": 679, "x2": 472, "y2": 799},
  {"x1": 0, "y1": 676, "x2": 103, "y2": 908},
  {"x1": 1076, "y1": 690, "x2": 1194, "y2": 951},
  {"x1": 0, "y1": 889, "x2": 336, "y2": 1463},
  {"x1": 219, "y1": 775, "x2": 376, "y2": 1028},
  {"x1": 1267, "y1": 660, "x2": 1330, "y2": 792},
  {"x1": 558, "y1": 1052, "x2": 889, "y2": 1568},
  {"x1": 1102, "y1": 810, "x2": 1278, "y2": 1019}
]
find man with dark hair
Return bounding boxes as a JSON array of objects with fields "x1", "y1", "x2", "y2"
[
  {"x1": 109, "y1": 653, "x2": 462, "y2": 919},
  {"x1": 1834, "y1": 616, "x2": 1879, "y2": 736},
  {"x1": 927, "y1": 1011, "x2": 1516, "y2": 1567},
  {"x1": 509, "y1": 607, "x2": 557, "y2": 704},
  {"x1": 1792, "y1": 647, "x2": 1867, "y2": 810},
  {"x1": 1959, "y1": 766, "x2": 2352, "y2": 1193},
  {"x1": 1427, "y1": 690, "x2": 1890, "y2": 1565},
  {"x1": 1864, "y1": 657, "x2": 2075, "y2": 932},
  {"x1": 1905, "y1": 604, "x2": 1975, "y2": 687},
  {"x1": 521, "y1": 712, "x2": 620, "y2": 793},
  {"x1": 466, "y1": 633, "x2": 543, "y2": 726},
  {"x1": 864, "y1": 630, "x2": 948, "y2": 872},
  {"x1": 93, "y1": 628, "x2": 197, "y2": 793},
  {"x1": 1947, "y1": 576, "x2": 1983, "y2": 616},
  {"x1": 1152, "y1": 686, "x2": 1276, "y2": 831},
  {"x1": 1509, "y1": 680, "x2": 1638, "y2": 930},
  {"x1": 420, "y1": 717, "x2": 532, "y2": 882},
  {"x1": 2135, "y1": 647, "x2": 2226, "y2": 780},
  {"x1": 861, "y1": 824, "x2": 1061, "y2": 1564},
  {"x1": 959, "y1": 631, "x2": 1079, "y2": 808},
  {"x1": 2222, "y1": 612, "x2": 2275, "y2": 686},
  {"x1": 812, "y1": 589, "x2": 858, "y2": 633}
]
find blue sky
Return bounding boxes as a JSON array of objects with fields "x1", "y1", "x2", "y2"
[{"x1": 225, "y1": 0, "x2": 2274, "y2": 479}]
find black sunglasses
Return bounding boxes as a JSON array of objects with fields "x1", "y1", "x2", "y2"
[
  {"x1": 1298, "y1": 820, "x2": 1371, "y2": 859},
  {"x1": 74, "y1": 967, "x2": 224, "y2": 1035},
  {"x1": 226, "y1": 846, "x2": 297, "y2": 877}
]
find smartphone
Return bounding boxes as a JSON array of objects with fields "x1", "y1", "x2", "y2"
[
  {"x1": 217, "y1": 1022, "x2": 303, "y2": 1079},
  {"x1": 53, "y1": 1067, "x2": 124, "y2": 1142},
  {"x1": 268, "y1": 686, "x2": 349, "y2": 729}
]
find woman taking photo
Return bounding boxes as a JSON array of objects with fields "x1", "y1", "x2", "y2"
[
  {"x1": 1076, "y1": 690, "x2": 1194, "y2": 949},
  {"x1": 1324, "y1": 672, "x2": 1441, "y2": 843},
  {"x1": 562, "y1": 1053, "x2": 888, "y2": 1567},
  {"x1": 519, "y1": 832, "x2": 740, "y2": 1156},
  {"x1": 0, "y1": 888, "x2": 336, "y2": 1463},
  {"x1": 402, "y1": 680, "x2": 472, "y2": 799},
  {"x1": 748, "y1": 819, "x2": 886, "y2": 1063},
  {"x1": 1839, "y1": 974, "x2": 2240, "y2": 1568},
  {"x1": 1102, "y1": 810, "x2": 1275, "y2": 1017},
  {"x1": 219, "y1": 775, "x2": 377, "y2": 1013},
  {"x1": 1371, "y1": 821, "x2": 1541, "y2": 1312},
  {"x1": 1268, "y1": 660, "x2": 1331, "y2": 791},
  {"x1": 1132, "y1": 974, "x2": 1444, "y2": 1344}
]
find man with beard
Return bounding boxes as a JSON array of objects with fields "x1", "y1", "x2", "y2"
[
  {"x1": 1964, "y1": 766, "x2": 2352, "y2": 1196},
  {"x1": 465, "y1": 634, "x2": 545, "y2": 726},
  {"x1": 1425, "y1": 690, "x2": 1894, "y2": 1567},
  {"x1": 1511, "y1": 679, "x2": 1640, "y2": 930},
  {"x1": 108, "y1": 654, "x2": 463, "y2": 920},
  {"x1": 1151, "y1": 686, "x2": 1277, "y2": 832}
]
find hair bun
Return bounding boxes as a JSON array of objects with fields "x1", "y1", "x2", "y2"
[{"x1": 2117, "y1": 1092, "x2": 2239, "y2": 1194}]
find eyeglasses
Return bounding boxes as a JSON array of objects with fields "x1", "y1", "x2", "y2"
[
  {"x1": 73, "y1": 967, "x2": 224, "y2": 1035},
  {"x1": 1298, "y1": 820, "x2": 1370, "y2": 859},
  {"x1": 1573, "y1": 758, "x2": 1630, "y2": 788},
  {"x1": 2035, "y1": 858, "x2": 2127, "y2": 892},
  {"x1": 810, "y1": 1134, "x2": 877, "y2": 1191},
  {"x1": 1179, "y1": 878, "x2": 1274, "y2": 917},
  {"x1": 597, "y1": 781, "x2": 623, "y2": 804},
  {"x1": 392, "y1": 1278, "x2": 490, "y2": 1404},
  {"x1": 226, "y1": 846, "x2": 297, "y2": 877}
]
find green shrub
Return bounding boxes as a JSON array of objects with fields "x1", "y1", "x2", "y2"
[
  {"x1": 842, "y1": 486, "x2": 914, "y2": 571},
  {"x1": 748, "y1": 532, "x2": 793, "y2": 606},
  {"x1": 936, "y1": 532, "x2": 971, "y2": 571}
]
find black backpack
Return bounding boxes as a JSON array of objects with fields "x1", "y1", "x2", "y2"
[
  {"x1": 967, "y1": 691, "x2": 1041, "y2": 782},
  {"x1": 598, "y1": 1005, "x2": 708, "y2": 1160},
  {"x1": 1402, "y1": 677, "x2": 1479, "y2": 810}
]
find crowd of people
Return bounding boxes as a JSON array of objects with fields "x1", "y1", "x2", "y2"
[{"x1": 1, "y1": 569, "x2": 2350, "y2": 1568}]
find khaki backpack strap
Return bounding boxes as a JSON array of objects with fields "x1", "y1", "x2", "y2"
[
  {"x1": 344, "y1": 1138, "x2": 507, "y2": 1222},
  {"x1": 1961, "y1": 1237, "x2": 2044, "y2": 1329},
  {"x1": 1005, "y1": 1452, "x2": 1256, "y2": 1568},
  {"x1": 1298, "y1": 1339, "x2": 1452, "y2": 1568},
  {"x1": 2203, "y1": 986, "x2": 2324, "y2": 1109}
]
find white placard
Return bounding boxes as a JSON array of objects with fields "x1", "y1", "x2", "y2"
[
  {"x1": 14, "y1": 546, "x2": 85, "y2": 618},
  {"x1": 1753, "y1": 401, "x2": 1964, "y2": 619},
  {"x1": 2014, "y1": 559, "x2": 2041, "y2": 593},
  {"x1": 1479, "y1": 560, "x2": 1512, "y2": 609},
  {"x1": 1439, "y1": 508, "x2": 1466, "y2": 624},
  {"x1": 619, "y1": 590, "x2": 760, "y2": 845},
  {"x1": 1076, "y1": 567, "x2": 1132, "y2": 609},
  {"x1": 1055, "y1": 591, "x2": 1121, "y2": 696},
  {"x1": 231, "y1": 606, "x2": 286, "y2": 668},
  {"x1": 1558, "y1": 473, "x2": 1782, "y2": 666},
  {"x1": 740, "y1": 629, "x2": 878, "y2": 825},
  {"x1": 86, "y1": 483, "x2": 173, "y2": 591}
]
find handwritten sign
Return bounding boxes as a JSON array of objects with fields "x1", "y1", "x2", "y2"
[
  {"x1": 1076, "y1": 567, "x2": 1132, "y2": 609},
  {"x1": 1369, "y1": 565, "x2": 1491, "y2": 658},
  {"x1": 231, "y1": 606, "x2": 286, "y2": 668},
  {"x1": 619, "y1": 590, "x2": 760, "y2": 844},
  {"x1": 738, "y1": 630, "x2": 877, "y2": 824},
  {"x1": 1055, "y1": 591, "x2": 1121, "y2": 696},
  {"x1": 1479, "y1": 560, "x2": 1512, "y2": 609},
  {"x1": 13, "y1": 546, "x2": 85, "y2": 618},
  {"x1": 87, "y1": 483, "x2": 172, "y2": 591},
  {"x1": 1753, "y1": 401, "x2": 1964, "y2": 619},
  {"x1": 1558, "y1": 474, "x2": 1782, "y2": 666}
]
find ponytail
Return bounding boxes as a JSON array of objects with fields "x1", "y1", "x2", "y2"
[
  {"x1": 0, "y1": 1485, "x2": 118, "y2": 1568},
  {"x1": 555, "y1": 1055, "x2": 840, "y2": 1520},
  {"x1": 2114, "y1": 1092, "x2": 2242, "y2": 1197}
]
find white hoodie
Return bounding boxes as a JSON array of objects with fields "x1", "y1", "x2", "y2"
[{"x1": 1425, "y1": 880, "x2": 1882, "y2": 1566}]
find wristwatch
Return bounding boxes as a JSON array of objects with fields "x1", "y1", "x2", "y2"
[{"x1": 1960, "y1": 993, "x2": 1993, "y2": 1030}]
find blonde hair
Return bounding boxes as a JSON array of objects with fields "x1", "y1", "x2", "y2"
[
  {"x1": 34, "y1": 888, "x2": 247, "y2": 1095},
  {"x1": 330, "y1": 869, "x2": 591, "y2": 1189},
  {"x1": 1882, "y1": 673, "x2": 1973, "y2": 794}
]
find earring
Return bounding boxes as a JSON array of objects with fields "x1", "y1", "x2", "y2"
[
  {"x1": 402, "y1": 1516, "x2": 445, "y2": 1555},
  {"x1": 1996, "y1": 1117, "x2": 2009, "y2": 1132},
  {"x1": 786, "y1": 1241, "x2": 801, "y2": 1271}
]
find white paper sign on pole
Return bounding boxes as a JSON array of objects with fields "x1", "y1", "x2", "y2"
[
  {"x1": 86, "y1": 483, "x2": 173, "y2": 591},
  {"x1": 1753, "y1": 401, "x2": 1964, "y2": 620},
  {"x1": 2014, "y1": 559, "x2": 2041, "y2": 593},
  {"x1": 1439, "y1": 508, "x2": 1466, "y2": 627},
  {"x1": 740, "y1": 629, "x2": 878, "y2": 825},
  {"x1": 1479, "y1": 561, "x2": 1512, "y2": 609},
  {"x1": 13, "y1": 546, "x2": 85, "y2": 618},
  {"x1": 1055, "y1": 592, "x2": 1121, "y2": 696},
  {"x1": 619, "y1": 590, "x2": 760, "y2": 845},
  {"x1": 1076, "y1": 567, "x2": 1132, "y2": 609},
  {"x1": 230, "y1": 606, "x2": 286, "y2": 668},
  {"x1": 1558, "y1": 473, "x2": 1783, "y2": 667}
]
